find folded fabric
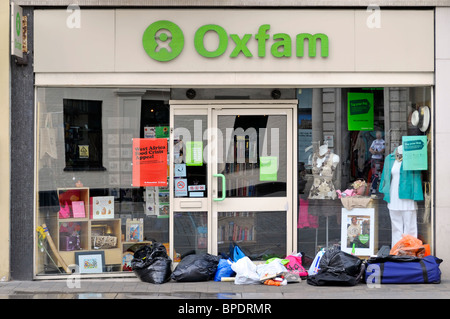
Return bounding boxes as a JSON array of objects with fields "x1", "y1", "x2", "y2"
[
  {"x1": 340, "y1": 197, "x2": 372, "y2": 210},
  {"x1": 336, "y1": 189, "x2": 357, "y2": 198}
]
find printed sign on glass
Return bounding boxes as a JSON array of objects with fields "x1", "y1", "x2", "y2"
[{"x1": 132, "y1": 138, "x2": 168, "y2": 187}]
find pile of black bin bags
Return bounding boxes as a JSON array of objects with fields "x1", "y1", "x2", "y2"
[
  {"x1": 131, "y1": 243, "x2": 221, "y2": 284},
  {"x1": 131, "y1": 243, "x2": 443, "y2": 286}
]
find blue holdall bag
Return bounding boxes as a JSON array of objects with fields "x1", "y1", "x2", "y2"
[{"x1": 365, "y1": 255, "x2": 443, "y2": 284}]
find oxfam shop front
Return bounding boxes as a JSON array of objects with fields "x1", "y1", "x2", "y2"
[{"x1": 33, "y1": 9, "x2": 434, "y2": 278}]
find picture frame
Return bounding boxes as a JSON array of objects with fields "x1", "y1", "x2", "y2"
[
  {"x1": 75, "y1": 251, "x2": 105, "y2": 274},
  {"x1": 126, "y1": 218, "x2": 144, "y2": 242},
  {"x1": 340, "y1": 208, "x2": 375, "y2": 257}
]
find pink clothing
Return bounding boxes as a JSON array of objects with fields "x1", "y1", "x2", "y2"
[{"x1": 298, "y1": 198, "x2": 319, "y2": 229}]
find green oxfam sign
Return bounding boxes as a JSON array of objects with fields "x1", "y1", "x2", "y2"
[
  {"x1": 143, "y1": 21, "x2": 329, "y2": 62},
  {"x1": 142, "y1": 20, "x2": 185, "y2": 62}
]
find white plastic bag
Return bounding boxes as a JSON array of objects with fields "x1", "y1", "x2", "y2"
[
  {"x1": 231, "y1": 256, "x2": 260, "y2": 285},
  {"x1": 256, "y1": 259, "x2": 288, "y2": 280},
  {"x1": 308, "y1": 248, "x2": 326, "y2": 276}
]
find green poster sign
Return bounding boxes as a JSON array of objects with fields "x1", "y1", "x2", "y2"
[
  {"x1": 155, "y1": 126, "x2": 169, "y2": 138},
  {"x1": 402, "y1": 135, "x2": 428, "y2": 170},
  {"x1": 260, "y1": 156, "x2": 278, "y2": 181},
  {"x1": 347, "y1": 93, "x2": 374, "y2": 131},
  {"x1": 186, "y1": 141, "x2": 203, "y2": 166}
]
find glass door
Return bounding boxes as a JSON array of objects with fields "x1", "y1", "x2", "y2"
[
  {"x1": 212, "y1": 108, "x2": 294, "y2": 260},
  {"x1": 170, "y1": 108, "x2": 210, "y2": 262},
  {"x1": 170, "y1": 104, "x2": 294, "y2": 262}
]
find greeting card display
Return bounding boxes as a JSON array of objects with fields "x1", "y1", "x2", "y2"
[{"x1": 90, "y1": 196, "x2": 115, "y2": 219}]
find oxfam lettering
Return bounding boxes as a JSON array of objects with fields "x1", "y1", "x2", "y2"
[{"x1": 143, "y1": 21, "x2": 329, "y2": 62}]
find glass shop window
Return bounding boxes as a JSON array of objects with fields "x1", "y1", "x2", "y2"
[
  {"x1": 63, "y1": 99, "x2": 105, "y2": 171},
  {"x1": 297, "y1": 87, "x2": 433, "y2": 270}
]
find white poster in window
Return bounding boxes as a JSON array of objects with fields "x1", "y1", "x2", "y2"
[
  {"x1": 174, "y1": 164, "x2": 187, "y2": 177},
  {"x1": 175, "y1": 178, "x2": 188, "y2": 197}
]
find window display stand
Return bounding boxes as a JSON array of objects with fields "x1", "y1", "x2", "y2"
[{"x1": 55, "y1": 187, "x2": 123, "y2": 271}]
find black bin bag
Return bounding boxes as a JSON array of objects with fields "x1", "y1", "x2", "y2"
[
  {"x1": 131, "y1": 242, "x2": 172, "y2": 284},
  {"x1": 307, "y1": 246, "x2": 365, "y2": 286},
  {"x1": 171, "y1": 253, "x2": 221, "y2": 282}
]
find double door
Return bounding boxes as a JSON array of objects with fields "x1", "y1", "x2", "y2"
[{"x1": 169, "y1": 101, "x2": 296, "y2": 261}]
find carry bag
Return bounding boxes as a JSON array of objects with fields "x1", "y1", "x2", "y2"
[
  {"x1": 285, "y1": 254, "x2": 308, "y2": 277},
  {"x1": 171, "y1": 253, "x2": 221, "y2": 282},
  {"x1": 307, "y1": 248, "x2": 326, "y2": 276},
  {"x1": 307, "y1": 247, "x2": 365, "y2": 287},
  {"x1": 365, "y1": 255, "x2": 442, "y2": 284},
  {"x1": 131, "y1": 242, "x2": 172, "y2": 284}
]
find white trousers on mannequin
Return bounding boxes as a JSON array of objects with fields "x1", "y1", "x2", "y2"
[{"x1": 389, "y1": 209, "x2": 417, "y2": 247}]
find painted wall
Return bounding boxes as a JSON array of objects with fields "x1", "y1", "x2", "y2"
[
  {"x1": 435, "y1": 7, "x2": 450, "y2": 279},
  {"x1": 34, "y1": 9, "x2": 434, "y2": 74},
  {"x1": 0, "y1": 1, "x2": 11, "y2": 281}
]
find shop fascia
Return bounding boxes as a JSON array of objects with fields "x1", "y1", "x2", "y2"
[{"x1": 143, "y1": 21, "x2": 329, "y2": 62}]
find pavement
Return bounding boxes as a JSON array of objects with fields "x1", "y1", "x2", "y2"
[{"x1": 0, "y1": 276, "x2": 449, "y2": 299}]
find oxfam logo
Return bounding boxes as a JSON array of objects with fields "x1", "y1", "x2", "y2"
[{"x1": 142, "y1": 20, "x2": 184, "y2": 62}]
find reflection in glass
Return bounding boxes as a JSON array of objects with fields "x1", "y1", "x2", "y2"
[
  {"x1": 217, "y1": 211, "x2": 286, "y2": 261},
  {"x1": 174, "y1": 211, "x2": 208, "y2": 259},
  {"x1": 217, "y1": 115, "x2": 287, "y2": 198}
]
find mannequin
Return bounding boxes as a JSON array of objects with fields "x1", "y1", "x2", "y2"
[
  {"x1": 379, "y1": 145, "x2": 423, "y2": 247},
  {"x1": 308, "y1": 142, "x2": 340, "y2": 200}
]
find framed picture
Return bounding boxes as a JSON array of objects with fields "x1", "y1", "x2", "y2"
[
  {"x1": 75, "y1": 251, "x2": 105, "y2": 274},
  {"x1": 126, "y1": 218, "x2": 144, "y2": 242},
  {"x1": 340, "y1": 208, "x2": 375, "y2": 256}
]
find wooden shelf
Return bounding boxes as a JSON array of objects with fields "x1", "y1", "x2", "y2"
[{"x1": 55, "y1": 187, "x2": 123, "y2": 268}]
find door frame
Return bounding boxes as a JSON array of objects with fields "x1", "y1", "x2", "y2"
[{"x1": 169, "y1": 100, "x2": 298, "y2": 260}]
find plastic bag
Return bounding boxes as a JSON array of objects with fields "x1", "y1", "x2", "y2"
[
  {"x1": 131, "y1": 242, "x2": 172, "y2": 284},
  {"x1": 285, "y1": 254, "x2": 308, "y2": 277},
  {"x1": 171, "y1": 253, "x2": 221, "y2": 282},
  {"x1": 265, "y1": 257, "x2": 289, "y2": 265},
  {"x1": 232, "y1": 245, "x2": 246, "y2": 262},
  {"x1": 231, "y1": 256, "x2": 260, "y2": 285},
  {"x1": 318, "y1": 247, "x2": 362, "y2": 277},
  {"x1": 214, "y1": 258, "x2": 235, "y2": 282},
  {"x1": 257, "y1": 259, "x2": 287, "y2": 280},
  {"x1": 306, "y1": 247, "x2": 364, "y2": 286},
  {"x1": 390, "y1": 234, "x2": 425, "y2": 258},
  {"x1": 307, "y1": 248, "x2": 326, "y2": 276}
]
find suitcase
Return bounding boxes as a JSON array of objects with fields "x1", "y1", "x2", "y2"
[{"x1": 365, "y1": 255, "x2": 442, "y2": 284}]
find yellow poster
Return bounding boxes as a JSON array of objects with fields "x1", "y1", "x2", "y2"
[{"x1": 79, "y1": 145, "x2": 89, "y2": 158}]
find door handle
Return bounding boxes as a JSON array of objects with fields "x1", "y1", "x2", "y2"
[{"x1": 213, "y1": 174, "x2": 226, "y2": 201}]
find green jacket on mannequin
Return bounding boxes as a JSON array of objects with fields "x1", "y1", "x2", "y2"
[{"x1": 379, "y1": 150, "x2": 424, "y2": 204}]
